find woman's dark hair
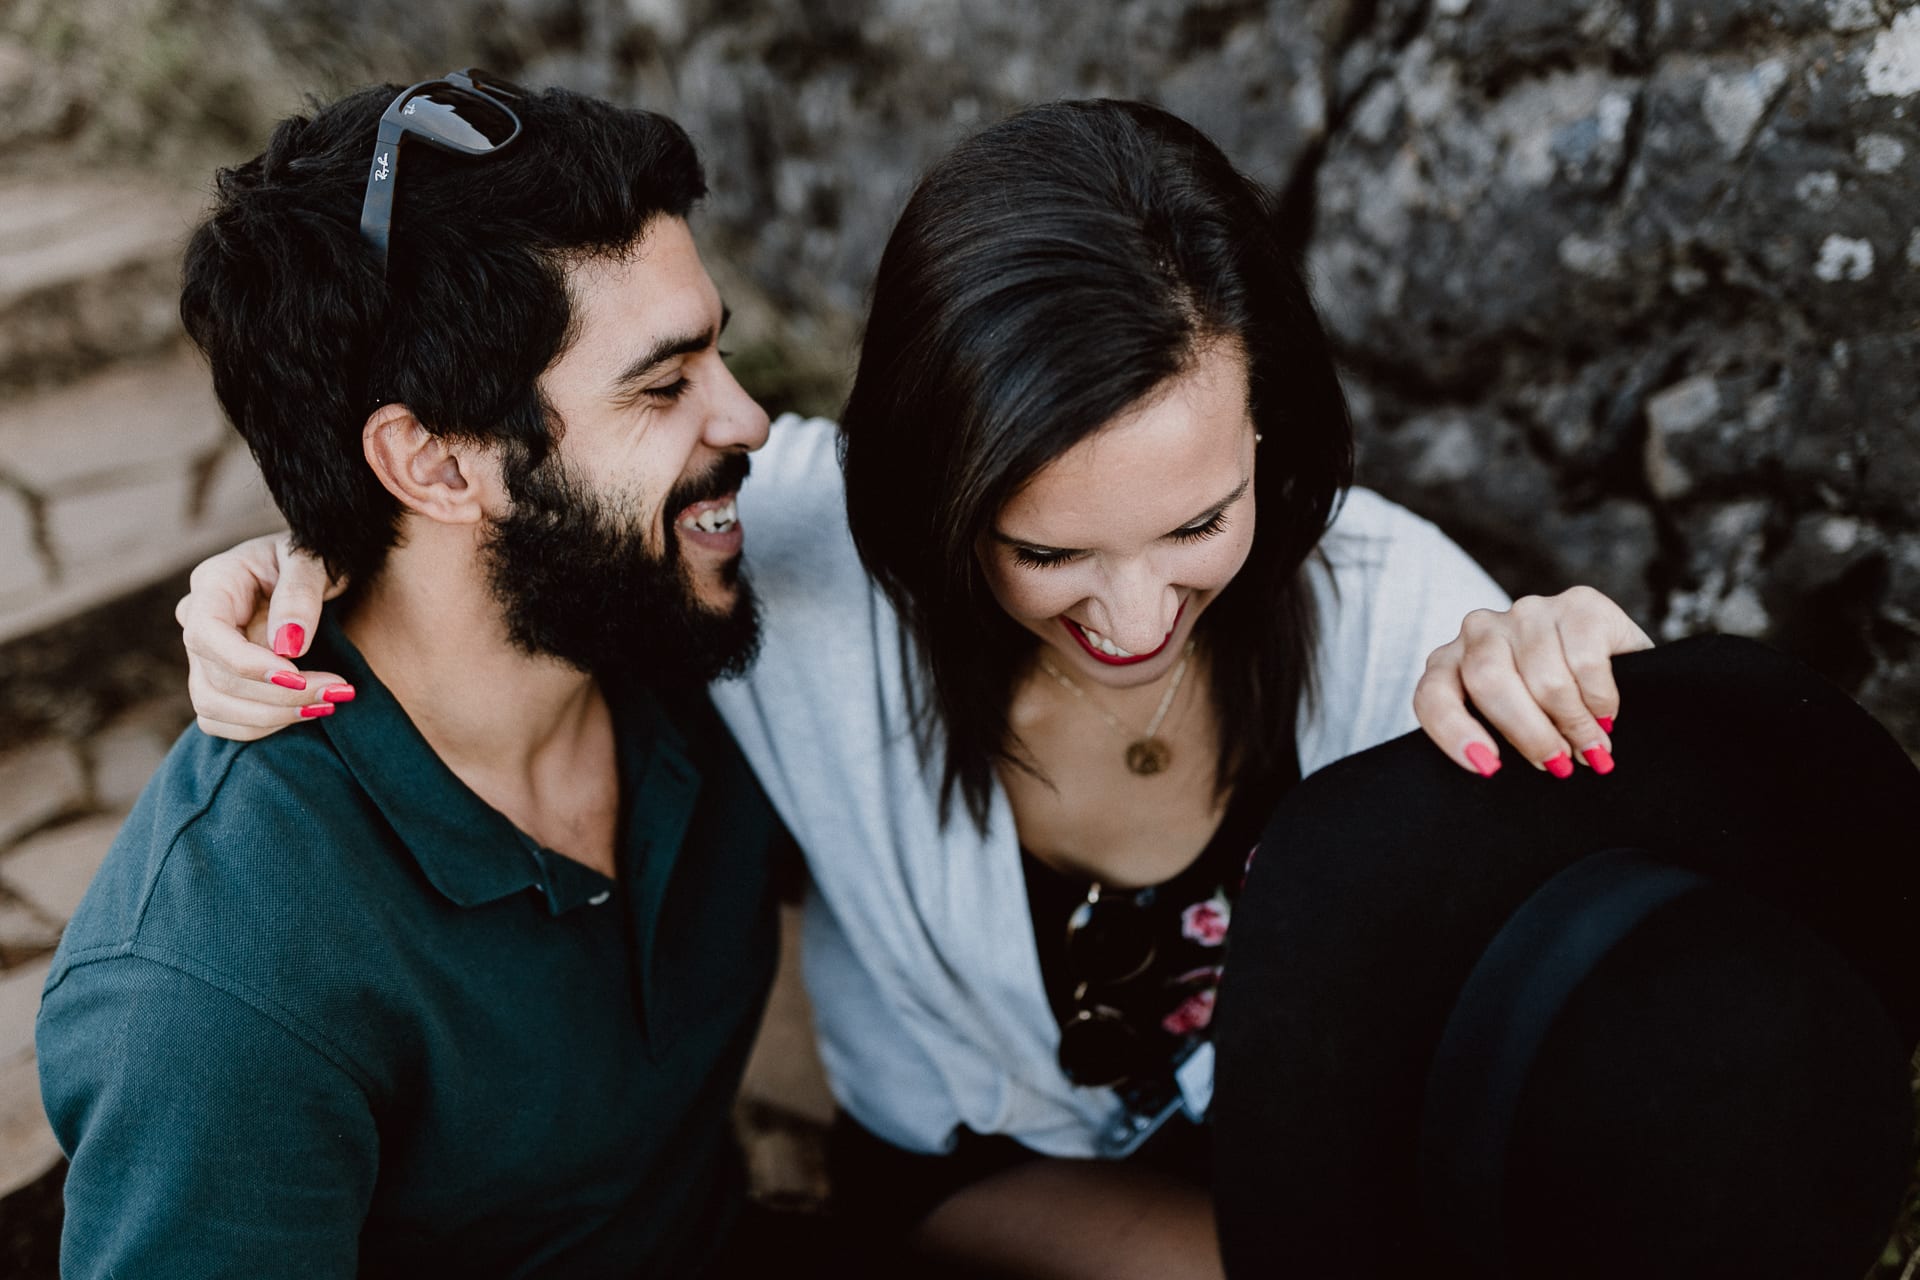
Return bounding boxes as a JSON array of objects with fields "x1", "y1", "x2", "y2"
[
  {"x1": 180, "y1": 83, "x2": 705, "y2": 585},
  {"x1": 840, "y1": 99, "x2": 1355, "y2": 830}
]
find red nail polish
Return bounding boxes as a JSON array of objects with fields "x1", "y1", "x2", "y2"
[
  {"x1": 1583, "y1": 745, "x2": 1615, "y2": 775},
  {"x1": 1544, "y1": 752, "x2": 1574, "y2": 779},
  {"x1": 1464, "y1": 742, "x2": 1501, "y2": 778},
  {"x1": 268, "y1": 670, "x2": 307, "y2": 691},
  {"x1": 1596, "y1": 715, "x2": 1615, "y2": 734},
  {"x1": 322, "y1": 684, "x2": 356, "y2": 704},
  {"x1": 299, "y1": 703, "x2": 334, "y2": 719},
  {"x1": 273, "y1": 623, "x2": 306, "y2": 659}
]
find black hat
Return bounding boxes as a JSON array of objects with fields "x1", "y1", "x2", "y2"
[{"x1": 1211, "y1": 635, "x2": 1920, "y2": 1278}]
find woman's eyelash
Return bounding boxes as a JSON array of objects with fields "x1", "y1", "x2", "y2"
[
  {"x1": 1012, "y1": 512, "x2": 1228, "y2": 569},
  {"x1": 1172, "y1": 511, "x2": 1229, "y2": 542},
  {"x1": 1012, "y1": 546, "x2": 1078, "y2": 570}
]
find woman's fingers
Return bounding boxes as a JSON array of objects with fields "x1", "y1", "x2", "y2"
[
  {"x1": 1506, "y1": 596, "x2": 1612, "y2": 772},
  {"x1": 1414, "y1": 639, "x2": 1506, "y2": 777},
  {"x1": 1538, "y1": 587, "x2": 1653, "y2": 770},
  {"x1": 181, "y1": 536, "x2": 291, "y2": 680},
  {"x1": 187, "y1": 676, "x2": 328, "y2": 730},
  {"x1": 1452, "y1": 619, "x2": 1584, "y2": 774},
  {"x1": 194, "y1": 652, "x2": 354, "y2": 704},
  {"x1": 192, "y1": 716, "x2": 283, "y2": 744},
  {"x1": 265, "y1": 535, "x2": 338, "y2": 661},
  {"x1": 1417, "y1": 588, "x2": 1658, "y2": 780},
  {"x1": 179, "y1": 534, "x2": 353, "y2": 739}
]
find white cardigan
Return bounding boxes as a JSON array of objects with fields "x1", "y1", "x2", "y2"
[{"x1": 711, "y1": 415, "x2": 1510, "y2": 1158}]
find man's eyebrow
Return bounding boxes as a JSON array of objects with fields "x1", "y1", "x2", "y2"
[
  {"x1": 989, "y1": 475, "x2": 1251, "y2": 549},
  {"x1": 610, "y1": 305, "x2": 731, "y2": 393}
]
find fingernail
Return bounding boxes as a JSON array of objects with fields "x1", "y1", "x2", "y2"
[
  {"x1": 273, "y1": 623, "x2": 306, "y2": 659},
  {"x1": 322, "y1": 684, "x2": 356, "y2": 704},
  {"x1": 1582, "y1": 745, "x2": 1615, "y2": 775},
  {"x1": 268, "y1": 670, "x2": 307, "y2": 691},
  {"x1": 1596, "y1": 715, "x2": 1615, "y2": 734},
  {"x1": 1464, "y1": 742, "x2": 1501, "y2": 778},
  {"x1": 1544, "y1": 752, "x2": 1574, "y2": 779},
  {"x1": 299, "y1": 703, "x2": 334, "y2": 719}
]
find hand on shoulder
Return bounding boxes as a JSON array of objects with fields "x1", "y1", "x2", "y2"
[
  {"x1": 1414, "y1": 585, "x2": 1653, "y2": 779},
  {"x1": 179, "y1": 533, "x2": 348, "y2": 741}
]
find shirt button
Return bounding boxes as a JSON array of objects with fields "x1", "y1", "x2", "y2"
[{"x1": 588, "y1": 890, "x2": 612, "y2": 906}]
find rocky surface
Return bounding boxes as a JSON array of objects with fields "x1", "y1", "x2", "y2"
[
  {"x1": 0, "y1": 0, "x2": 1914, "y2": 1268},
  {"x1": 5, "y1": 0, "x2": 1913, "y2": 744}
]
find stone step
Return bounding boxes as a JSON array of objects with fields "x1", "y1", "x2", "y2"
[
  {"x1": 0, "y1": 348, "x2": 282, "y2": 644},
  {"x1": 0, "y1": 817, "x2": 122, "y2": 925},
  {"x1": 0, "y1": 169, "x2": 205, "y2": 392},
  {"x1": 0, "y1": 955, "x2": 56, "y2": 1200}
]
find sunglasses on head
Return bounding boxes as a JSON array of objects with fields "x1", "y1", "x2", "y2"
[{"x1": 358, "y1": 68, "x2": 527, "y2": 275}]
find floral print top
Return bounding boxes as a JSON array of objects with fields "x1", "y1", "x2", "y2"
[{"x1": 1020, "y1": 756, "x2": 1294, "y2": 1094}]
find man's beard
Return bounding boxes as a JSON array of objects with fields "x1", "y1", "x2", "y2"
[{"x1": 483, "y1": 446, "x2": 761, "y2": 684}]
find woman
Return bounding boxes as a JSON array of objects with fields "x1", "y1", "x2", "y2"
[{"x1": 171, "y1": 101, "x2": 1895, "y2": 1277}]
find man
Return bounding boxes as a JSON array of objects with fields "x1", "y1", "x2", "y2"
[{"x1": 37, "y1": 75, "x2": 791, "y2": 1277}]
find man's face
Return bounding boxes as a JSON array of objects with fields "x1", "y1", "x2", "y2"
[{"x1": 483, "y1": 218, "x2": 772, "y2": 682}]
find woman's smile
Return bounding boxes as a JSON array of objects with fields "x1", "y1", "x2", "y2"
[{"x1": 1062, "y1": 600, "x2": 1188, "y2": 664}]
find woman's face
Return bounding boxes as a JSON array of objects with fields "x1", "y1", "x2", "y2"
[{"x1": 980, "y1": 341, "x2": 1258, "y2": 690}]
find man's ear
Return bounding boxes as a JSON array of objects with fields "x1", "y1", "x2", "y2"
[{"x1": 362, "y1": 404, "x2": 500, "y2": 526}]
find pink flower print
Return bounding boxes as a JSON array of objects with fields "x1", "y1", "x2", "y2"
[
  {"x1": 1162, "y1": 987, "x2": 1218, "y2": 1036},
  {"x1": 1181, "y1": 890, "x2": 1231, "y2": 946}
]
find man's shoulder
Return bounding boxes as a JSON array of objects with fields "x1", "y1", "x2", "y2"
[{"x1": 52, "y1": 724, "x2": 398, "y2": 983}]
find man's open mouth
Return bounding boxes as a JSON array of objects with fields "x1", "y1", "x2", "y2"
[{"x1": 675, "y1": 493, "x2": 742, "y2": 551}]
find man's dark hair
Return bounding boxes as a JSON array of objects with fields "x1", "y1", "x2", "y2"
[
  {"x1": 180, "y1": 83, "x2": 706, "y2": 584},
  {"x1": 840, "y1": 99, "x2": 1355, "y2": 830}
]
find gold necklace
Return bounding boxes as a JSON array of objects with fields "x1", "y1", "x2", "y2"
[{"x1": 1037, "y1": 640, "x2": 1197, "y2": 777}]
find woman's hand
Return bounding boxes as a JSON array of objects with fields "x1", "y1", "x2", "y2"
[
  {"x1": 176, "y1": 533, "x2": 347, "y2": 741},
  {"x1": 1415, "y1": 586, "x2": 1654, "y2": 778}
]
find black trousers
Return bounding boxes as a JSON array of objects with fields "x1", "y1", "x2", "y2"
[{"x1": 1210, "y1": 635, "x2": 1920, "y2": 1279}]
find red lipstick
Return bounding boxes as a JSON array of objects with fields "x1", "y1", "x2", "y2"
[{"x1": 1060, "y1": 603, "x2": 1185, "y2": 667}]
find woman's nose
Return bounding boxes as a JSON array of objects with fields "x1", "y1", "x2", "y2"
[{"x1": 1085, "y1": 574, "x2": 1180, "y2": 656}]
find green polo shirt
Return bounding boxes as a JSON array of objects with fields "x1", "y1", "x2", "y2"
[{"x1": 37, "y1": 616, "x2": 781, "y2": 1278}]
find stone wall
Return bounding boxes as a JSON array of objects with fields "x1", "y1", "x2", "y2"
[
  {"x1": 633, "y1": 0, "x2": 1920, "y2": 752},
  {"x1": 4, "y1": 0, "x2": 1913, "y2": 747},
  {"x1": 0, "y1": 0, "x2": 1914, "y2": 1270}
]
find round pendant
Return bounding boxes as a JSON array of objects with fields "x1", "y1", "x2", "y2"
[{"x1": 1125, "y1": 737, "x2": 1172, "y2": 776}]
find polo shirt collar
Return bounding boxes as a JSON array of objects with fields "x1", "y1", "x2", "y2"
[{"x1": 308, "y1": 614, "x2": 684, "y2": 913}]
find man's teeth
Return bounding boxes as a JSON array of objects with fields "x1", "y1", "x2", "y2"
[
  {"x1": 1078, "y1": 624, "x2": 1136, "y2": 659},
  {"x1": 682, "y1": 499, "x2": 738, "y2": 534}
]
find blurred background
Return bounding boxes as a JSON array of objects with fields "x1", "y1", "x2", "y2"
[{"x1": 0, "y1": 0, "x2": 1915, "y2": 1273}]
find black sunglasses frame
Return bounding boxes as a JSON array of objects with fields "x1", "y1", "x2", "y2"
[
  {"x1": 1056, "y1": 882, "x2": 1161, "y2": 1087},
  {"x1": 358, "y1": 68, "x2": 526, "y2": 276}
]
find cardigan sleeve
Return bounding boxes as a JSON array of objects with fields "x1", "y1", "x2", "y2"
[{"x1": 1300, "y1": 490, "x2": 1513, "y2": 774}]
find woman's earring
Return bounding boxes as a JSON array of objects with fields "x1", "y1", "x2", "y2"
[{"x1": 1255, "y1": 433, "x2": 1265, "y2": 444}]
